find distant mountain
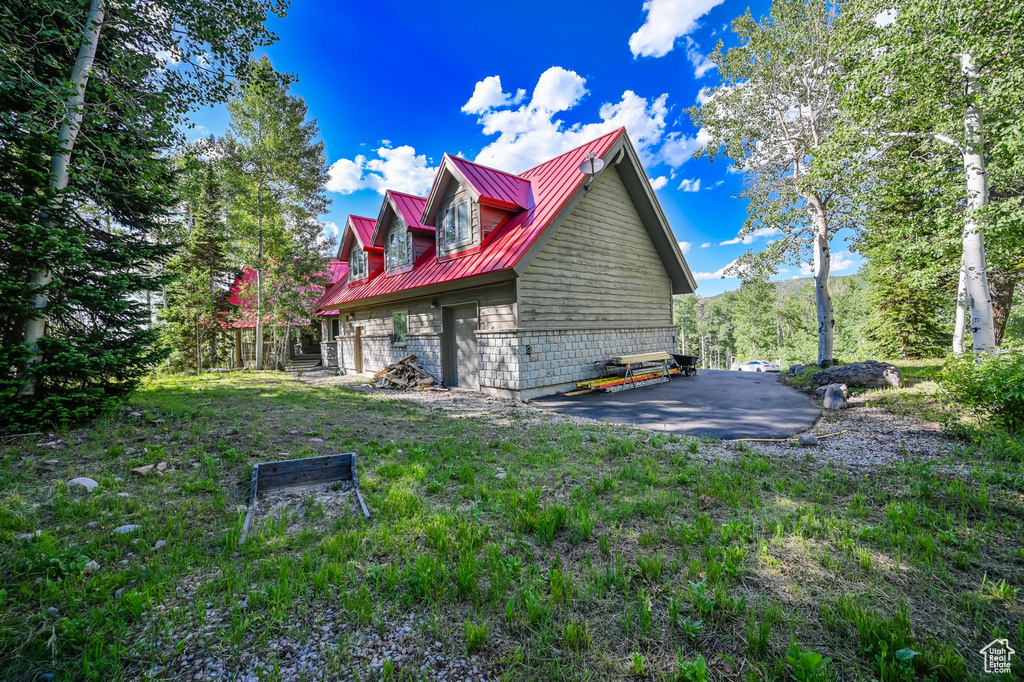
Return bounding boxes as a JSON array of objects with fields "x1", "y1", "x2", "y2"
[{"x1": 702, "y1": 274, "x2": 864, "y2": 299}]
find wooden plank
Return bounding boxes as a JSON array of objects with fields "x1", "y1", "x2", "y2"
[
  {"x1": 406, "y1": 360, "x2": 441, "y2": 385},
  {"x1": 563, "y1": 389, "x2": 593, "y2": 396},
  {"x1": 239, "y1": 463, "x2": 260, "y2": 544},
  {"x1": 255, "y1": 453, "x2": 355, "y2": 491},
  {"x1": 611, "y1": 352, "x2": 671, "y2": 364}
]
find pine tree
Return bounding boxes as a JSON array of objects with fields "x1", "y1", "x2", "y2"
[{"x1": 0, "y1": 0, "x2": 284, "y2": 432}]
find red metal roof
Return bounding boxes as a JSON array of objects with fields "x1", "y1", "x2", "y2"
[
  {"x1": 446, "y1": 155, "x2": 531, "y2": 210},
  {"x1": 338, "y1": 215, "x2": 381, "y2": 261},
  {"x1": 226, "y1": 261, "x2": 346, "y2": 327},
  {"x1": 389, "y1": 190, "x2": 431, "y2": 231},
  {"x1": 319, "y1": 128, "x2": 624, "y2": 310}
]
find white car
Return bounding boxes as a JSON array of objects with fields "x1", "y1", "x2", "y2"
[{"x1": 736, "y1": 360, "x2": 781, "y2": 373}]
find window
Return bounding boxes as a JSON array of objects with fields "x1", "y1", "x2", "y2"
[
  {"x1": 392, "y1": 311, "x2": 408, "y2": 344},
  {"x1": 438, "y1": 200, "x2": 472, "y2": 249},
  {"x1": 386, "y1": 228, "x2": 410, "y2": 269},
  {"x1": 330, "y1": 318, "x2": 340, "y2": 339},
  {"x1": 349, "y1": 245, "x2": 366, "y2": 280}
]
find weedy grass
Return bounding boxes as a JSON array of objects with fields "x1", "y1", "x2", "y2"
[{"x1": 0, "y1": 371, "x2": 1021, "y2": 681}]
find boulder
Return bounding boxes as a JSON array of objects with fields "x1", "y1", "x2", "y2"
[
  {"x1": 82, "y1": 560, "x2": 100, "y2": 574},
  {"x1": 812, "y1": 360, "x2": 902, "y2": 388},
  {"x1": 67, "y1": 477, "x2": 99, "y2": 491},
  {"x1": 789, "y1": 364, "x2": 805, "y2": 375},
  {"x1": 798, "y1": 434, "x2": 819, "y2": 446},
  {"x1": 822, "y1": 384, "x2": 847, "y2": 410},
  {"x1": 814, "y1": 383, "x2": 849, "y2": 399}
]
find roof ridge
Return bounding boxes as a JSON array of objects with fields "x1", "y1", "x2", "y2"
[
  {"x1": 387, "y1": 189, "x2": 427, "y2": 200},
  {"x1": 446, "y1": 154, "x2": 528, "y2": 181},
  {"x1": 521, "y1": 127, "x2": 625, "y2": 175}
]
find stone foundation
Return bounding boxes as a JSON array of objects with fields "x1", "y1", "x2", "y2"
[
  {"x1": 335, "y1": 325, "x2": 677, "y2": 399},
  {"x1": 477, "y1": 326, "x2": 678, "y2": 398},
  {"x1": 320, "y1": 341, "x2": 338, "y2": 368}
]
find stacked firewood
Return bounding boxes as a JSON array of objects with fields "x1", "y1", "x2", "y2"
[{"x1": 373, "y1": 355, "x2": 444, "y2": 391}]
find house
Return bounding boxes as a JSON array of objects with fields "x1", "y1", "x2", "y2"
[
  {"x1": 226, "y1": 260, "x2": 347, "y2": 368},
  {"x1": 317, "y1": 127, "x2": 697, "y2": 399}
]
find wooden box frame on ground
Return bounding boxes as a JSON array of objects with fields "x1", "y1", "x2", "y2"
[{"x1": 240, "y1": 452, "x2": 370, "y2": 543}]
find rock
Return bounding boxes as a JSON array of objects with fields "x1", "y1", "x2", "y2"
[
  {"x1": 40, "y1": 675, "x2": 54, "y2": 682},
  {"x1": 17, "y1": 530, "x2": 42, "y2": 541},
  {"x1": 789, "y1": 364, "x2": 807, "y2": 375},
  {"x1": 815, "y1": 383, "x2": 849, "y2": 398},
  {"x1": 115, "y1": 588, "x2": 125, "y2": 599},
  {"x1": 113, "y1": 524, "x2": 142, "y2": 535},
  {"x1": 207, "y1": 368, "x2": 230, "y2": 373},
  {"x1": 495, "y1": 472, "x2": 507, "y2": 480},
  {"x1": 822, "y1": 384, "x2": 847, "y2": 410},
  {"x1": 308, "y1": 437, "x2": 324, "y2": 443},
  {"x1": 124, "y1": 447, "x2": 138, "y2": 455},
  {"x1": 131, "y1": 462, "x2": 168, "y2": 477},
  {"x1": 117, "y1": 492, "x2": 130, "y2": 498},
  {"x1": 85, "y1": 522, "x2": 98, "y2": 529},
  {"x1": 812, "y1": 360, "x2": 902, "y2": 388},
  {"x1": 83, "y1": 560, "x2": 100, "y2": 574},
  {"x1": 44, "y1": 459, "x2": 59, "y2": 466},
  {"x1": 154, "y1": 540, "x2": 167, "y2": 550},
  {"x1": 798, "y1": 434, "x2": 819, "y2": 447},
  {"x1": 67, "y1": 477, "x2": 99, "y2": 491},
  {"x1": 47, "y1": 606, "x2": 58, "y2": 616},
  {"x1": 128, "y1": 412, "x2": 142, "y2": 419}
]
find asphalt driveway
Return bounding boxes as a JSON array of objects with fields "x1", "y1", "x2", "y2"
[{"x1": 532, "y1": 369, "x2": 821, "y2": 440}]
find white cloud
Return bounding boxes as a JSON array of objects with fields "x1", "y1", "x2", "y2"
[
  {"x1": 467, "y1": 68, "x2": 675, "y2": 172},
  {"x1": 649, "y1": 176, "x2": 669, "y2": 190},
  {"x1": 325, "y1": 221, "x2": 340, "y2": 238},
  {"x1": 685, "y1": 37, "x2": 717, "y2": 78},
  {"x1": 700, "y1": 242, "x2": 711, "y2": 248},
  {"x1": 327, "y1": 144, "x2": 437, "y2": 196},
  {"x1": 678, "y1": 178, "x2": 701, "y2": 192},
  {"x1": 694, "y1": 258, "x2": 741, "y2": 280},
  {"x1": 719, "y1": 226, "x2": 781, "y2": 246},
  {"x1": 629, "y1": 0, "x2": 729, "y2": 58},
  {"x1": 779, "y1": 268, "x2": 789, "y2": 273},
  {"x1": 695, "y1": 87, "x2": 714, "y2": 106},
  {"x1": 461, "y1": 76, "x2": 525, "y2": 114},
  {"x1": 659, "y1": 127, "x2": 711, "y2": 167},
  {"x1": 798, "y1": 250, "x2": 858, "y2": 276},
  {"x1": 707, "y1": 180, "x2": 724, "y2": 189},
  {"x1": 678, "y1": 240, "x2": 692, "y2": 254}
]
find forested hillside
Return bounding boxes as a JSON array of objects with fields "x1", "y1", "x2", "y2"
[{"x1": 675, "y1": 274, "x2": 1024, "y2": 368}]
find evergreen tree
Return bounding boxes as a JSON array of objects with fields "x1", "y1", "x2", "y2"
[
  {"x1": 0, "y1": 0, "x2": 284, "y2": 432},
  {"x1": 162, "y1": 159, "x2": 233, "y2": 371},
  {"x1": 223, "y1": 56, "x2": 332, "y2": 370}
]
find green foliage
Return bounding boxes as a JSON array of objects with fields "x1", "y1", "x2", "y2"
[
  {"x1": 786, "y1": 643, "x2": 832, "y2": 682},
  {"x1": 942, "y1": 349, "x2": 1024, "y2": 431},
  {"x1": 675, "y1": 653, "x2": 709, "y2": 682},
  {"x1": 0, "y1": 0, "x2": 285, "y2": 432},
  {"x1": 463, "y1": 620, "x2": 487, "y2": 654}
]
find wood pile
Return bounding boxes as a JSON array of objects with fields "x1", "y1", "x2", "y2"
[{"x1": 373, "y1": 354, "x2": 445, "y2": 391}]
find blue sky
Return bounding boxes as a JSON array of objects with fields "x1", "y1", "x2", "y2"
[{"x1": 187, "y1": 0, "x2": 862, "y2": 296}]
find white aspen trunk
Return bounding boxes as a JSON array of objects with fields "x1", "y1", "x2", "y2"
[
  {"x1": 952, "y1": 258, "x2": 968, "y2": 355},
  {"x1": 808, "y1": 196, "x2": 835, "y2": 366},
  {"x1": 18, "y1": 0, "x2": 105, "y2": 397},
  {"x1": 958, "y1": 53, "x2": 996, "y2": 354}
]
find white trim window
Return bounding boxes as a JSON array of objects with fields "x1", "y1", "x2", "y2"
[
  {"x1": 349, "y1": 245, "x2": 367, "y2": 280},
  {"x1": 385, "y1": 228, "x2": 411, "y2": 270},
  {"x1": 438, "y1": 200, "x2": 472, "y2": 249}
]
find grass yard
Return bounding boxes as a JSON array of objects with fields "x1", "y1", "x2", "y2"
[{"x1": 1, "y1": 372, "x2": 1022, "y2": 681}]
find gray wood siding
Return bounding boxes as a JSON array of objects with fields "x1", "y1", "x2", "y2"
[
  {"x1": 517, "y1": 165, "x2": 673, "y2": 328},
  {"x1": 343, "y1": 282, "x2": 517, "y2": 336},
  {"x1": 436, "y1": 180, "x2": 481, "y2": 256}
]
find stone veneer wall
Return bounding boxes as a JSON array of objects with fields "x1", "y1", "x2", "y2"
[
  {"x1": 320, "y1": 341, "x2": 338, "y2": 368},
  {"x1": 477, "y1": 326, "x2": 678, "y2": 397},
  {"x1": 334, "y1": 325, "x2": 678, "y2": 399}
]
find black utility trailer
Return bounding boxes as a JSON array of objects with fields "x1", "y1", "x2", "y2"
[{"x1": 672, "y1": 354, "x2": 700, "y2": 377}]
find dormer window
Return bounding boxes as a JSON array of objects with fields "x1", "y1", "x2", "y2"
[
  {"x1": 385, "y1": 226, "x2": 411, "y2": 270},
  {"x1": 349, "y1": 245, "x2": 367, "y2": 280},
  {"x1": 439, "y1": 200, "x2": 471, "y2": 249}
]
